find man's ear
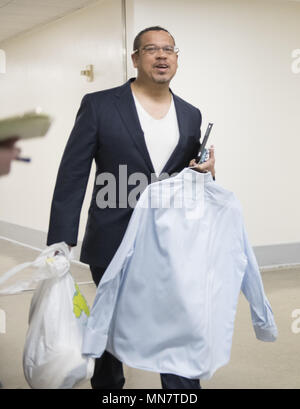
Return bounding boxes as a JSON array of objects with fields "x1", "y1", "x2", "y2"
[{"x1": 131, "y1": 52, "x2": 138, "y2": 69}]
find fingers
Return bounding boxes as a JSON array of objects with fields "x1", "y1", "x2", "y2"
[
  {"x1": 198, "y1": 162, "x2": 209, "y2": 172},
  {"x1": 189, "y1": 145, "x2": 215, "y2": 173},
  {"x1": 208, "y1": 145, "x2": 215, "y2": 159},
  {"x1": 0, "y1": 148, "x2": 15, "y2": 176},
  {"x1": 0, "y1": 142, "x2": 22, "y2": 175},
  {"x1": 12, "y1": 146, "x2": 21, "y2": 160}
]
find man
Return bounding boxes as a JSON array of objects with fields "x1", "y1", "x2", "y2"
[{"x1": 47, "y1": 26, "x2": 215, "y2": 390}]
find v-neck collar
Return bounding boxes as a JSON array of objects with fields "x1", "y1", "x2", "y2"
[
  {"x1": 132, "y1": 91, "x2": 174, "y2": 121},
  {"x1": 114, "y1": 78, "x2": 192, "y2": 177}
]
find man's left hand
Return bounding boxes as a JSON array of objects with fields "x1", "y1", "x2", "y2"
[{"x1": 189, "y1": 145, "x2": 215, "y2": 179}]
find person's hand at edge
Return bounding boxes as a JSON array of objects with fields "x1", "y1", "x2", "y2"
[{"x1": 0, "y1": 137, "x2": 21, "y2": 176}]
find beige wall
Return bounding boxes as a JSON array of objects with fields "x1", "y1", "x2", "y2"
[
  {"x1": 0, "y1": 0, "x2": 124, "y2": 241},
  {"x1": 0, "y1": 0, "x2": 299, "y2": 249},
  {"x1": 127, "y1": 0, "x2": 300, "y2": 246}
]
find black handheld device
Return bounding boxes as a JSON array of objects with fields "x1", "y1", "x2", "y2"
[{"x1": 195, "y1": 122, "x2": 214, "y2": 164}]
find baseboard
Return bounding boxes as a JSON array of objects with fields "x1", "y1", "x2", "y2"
[
  {"x1": 0, "y1": 219, "x2": 84, "y2": 264},
  {"x1": 254, "y1": 242, "x2": 300, "y2": 271},
  {"x1": 0, "y1": 220, "x2": 300, "y2": 271}
]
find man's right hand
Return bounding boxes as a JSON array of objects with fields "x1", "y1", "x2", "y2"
[
  {"x1": 189, "y1": 145, "x2": 216, "y2": 179},
  {"x1": 54, "y1": 245, "x2": 73, "y2": 256}
]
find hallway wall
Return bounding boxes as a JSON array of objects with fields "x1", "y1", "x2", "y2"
[{"x1": 0, "y1": 0, "x2": 124, "y2": 242}]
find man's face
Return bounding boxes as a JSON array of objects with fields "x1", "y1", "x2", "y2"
[{"x1": 132, "y1": 30, "x2": 178, "y2": 85}]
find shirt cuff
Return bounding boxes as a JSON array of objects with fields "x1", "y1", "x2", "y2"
[
  {"x1": 82, "y1": 331, "x2": 108, "y2": 358},
  {"x1": 253, "y1": 324, "x2": 278, "y2": 342}
]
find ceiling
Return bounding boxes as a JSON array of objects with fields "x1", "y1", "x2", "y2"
[
  {"x1": 0, "y1": 0, "x2": 300, "y2": 45},
  {"x1": 0, "y1": 0, "x2": 100, "y2": 44}
]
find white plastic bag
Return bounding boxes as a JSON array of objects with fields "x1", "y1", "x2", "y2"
[{"x1": 0, "y1": 242, "x2": 95, "y2": 389}]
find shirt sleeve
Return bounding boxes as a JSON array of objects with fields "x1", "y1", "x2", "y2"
[
  {"x1": 82, "y1": 188, "x2": 149, "y2": 357},
  {"x1": 241, "y1": 223, "x2": 278, "y2": 342}
]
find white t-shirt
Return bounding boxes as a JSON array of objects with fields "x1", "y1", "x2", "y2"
[{"x1": 132, "y1": 92, "x2": 180, "y2": 177}]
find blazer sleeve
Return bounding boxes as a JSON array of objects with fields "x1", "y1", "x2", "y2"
[
  {"x1": 82, "y1": 189, "x2": 148, "y2": 357},
  {"x1": 47, "y1": 94, "x2": 98, "y2": 247},
  {"x1": 241, "y1": 223, "x2": 278, "y2": 342}
]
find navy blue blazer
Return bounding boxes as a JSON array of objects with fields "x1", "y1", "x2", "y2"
[{"x1": 47, "y1": 78, "x2": 202, "y2": 268}]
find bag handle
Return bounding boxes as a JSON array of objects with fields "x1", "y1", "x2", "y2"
[{"x1": 0, "y1": 242, "x2": 73, "y2": 295}]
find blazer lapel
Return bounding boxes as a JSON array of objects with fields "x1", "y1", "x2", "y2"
[{"x1": 114, "y1": 79, "x2": 155, "y2": 174}]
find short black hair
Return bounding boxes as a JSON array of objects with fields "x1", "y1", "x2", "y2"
[{"x1": 133, "y1": 26, "x2": 175, "y2": 51}]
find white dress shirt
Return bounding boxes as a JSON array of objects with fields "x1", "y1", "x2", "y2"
[
  {"x1": 132, "y1": 93, "x2": 180, "y2": 176},
  {"x1": 82, "y1": 168, "x2": 278, "y2": 380}
]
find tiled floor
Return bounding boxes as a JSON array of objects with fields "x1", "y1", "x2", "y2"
[{"x1": 0, "y1": 238, "x2": 299, "y2": 389}]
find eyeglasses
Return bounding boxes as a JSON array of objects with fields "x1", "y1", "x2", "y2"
[{"x1": 134, "y1": 45, "x2": 179, "y2": 55}]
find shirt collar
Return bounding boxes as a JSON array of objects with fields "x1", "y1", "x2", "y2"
[{"x1": 180, "y1": 167, "x2": 214, "y2": 184}]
